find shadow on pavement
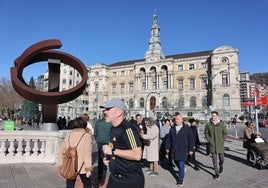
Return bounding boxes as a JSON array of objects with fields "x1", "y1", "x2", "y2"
[{"x1": 224, "y1": 152, "x2": 248, "y2": 165}]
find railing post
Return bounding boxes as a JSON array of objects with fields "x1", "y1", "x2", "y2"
[
  {"x1": 17, "y1": 139, "x2": 24, "y2": 156},
  {"x1": 25, "y1": 139, "x2": 31, "y2": 156},
  {"x1": 40, "y1": 140, "x2": 46, "y2": 157},
  {"x1": 32, "y1": 139, "x2": 39, "y2": 156},
  {"x1": 0, "y1": 140, "x2": 6, "y2": 155},
  {"x1": 9, "y1": 139, "x2": 15, "y2": 156}
]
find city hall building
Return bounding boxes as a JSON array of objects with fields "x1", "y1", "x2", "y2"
[{"x1": 55, "y1": 13, "x2": 241, "y2": 121}]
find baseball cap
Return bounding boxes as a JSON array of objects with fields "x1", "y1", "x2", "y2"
[{"x1": 100, "y1": 99, "x2": 127, "y2": 110}]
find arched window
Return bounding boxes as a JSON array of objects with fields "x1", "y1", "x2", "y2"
[
  {"x1": 140, "y1": 68, "x2": 146, "y2": 90},
  {"x1": 150, "y1": 67, "x2": 157, "y2": 89},
  {"x1": 178, "y1": 96, "x2": 184, "y2": 108},
  {"x1": 162, "y1": 97, "x2": 168, "y2": 108},
  {"x1": 190, "y1": 96, "x2": 197, "y2": 108},
  {"x1": 202, "y1": 96, "x2": 207, "y2": 107},
  {"x1": 222, "y1": 94, "x2": 230, "y2": 106},
  {"x1": 140, "y1": 97, "x2": 145, "y2": 108},
  {"x1": 161, "y1": 65, "x2": 168, "y2": 89}
]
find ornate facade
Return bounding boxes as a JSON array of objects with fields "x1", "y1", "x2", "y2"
[
  {"x1": 85, "y1": 12, "x2": 241, "y2": 120},
  {"x1": 52, "y1": 12, "x2": 241, "y2": 120}
]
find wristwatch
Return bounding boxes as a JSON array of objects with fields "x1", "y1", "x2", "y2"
[{"x1": 111, "y1": 148, "x2": 115, "y2": 156}]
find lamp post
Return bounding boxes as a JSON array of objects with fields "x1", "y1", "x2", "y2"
[
  {"x1": 207, "y1": 69, "x2": 229, "y2": 110},
  {"x1": 145, "y1": 92, "x2": 160, "y2": 117}
]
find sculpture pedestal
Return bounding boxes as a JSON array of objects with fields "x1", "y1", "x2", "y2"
[{"x1": 40, "y1": 123, "x2": 58, "y2": 131}]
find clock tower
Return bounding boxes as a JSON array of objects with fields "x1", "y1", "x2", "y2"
[{"x1": 145, "y1": 10, "x2": 165, "y2": 62}]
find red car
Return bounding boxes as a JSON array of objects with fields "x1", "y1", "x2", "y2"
[{"x1": 258, "y1": 119, "x2": 268, "y2": 128}]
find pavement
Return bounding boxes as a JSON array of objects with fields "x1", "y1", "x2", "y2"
[{"x1": 1, "y1": 123, "x2": 268, "y2": 188}]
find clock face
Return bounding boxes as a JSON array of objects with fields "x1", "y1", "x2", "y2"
[{"x1": 222, "y1": 57, "x2": 229, "y2": 64}]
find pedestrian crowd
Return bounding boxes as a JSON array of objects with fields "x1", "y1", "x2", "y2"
[{"x1": 58, "y1": 98, "x2": 232, "y2": 187}]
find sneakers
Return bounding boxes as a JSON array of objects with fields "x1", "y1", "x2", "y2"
[
  {"x1": 213, "y1": 173, "x2": 220, "y2": 180},
  {"x1": 185, "y1": 161, "x2": 190, "y2": 166},
  {"x1": 177, "y1": 180, "x2": 184, "y2": 186},
  {"x1": 219, "y1": 166, "x2": 223, "y2": 174},
  {"x1": 194, "y1": 166, "x2": 200, "y2": 171},
  {"x1": 149, "y1": 171, "x2": 159, "y2": 176},
  {"x1": 145, "y1": 169, "x2": 152, "y2": 174}
]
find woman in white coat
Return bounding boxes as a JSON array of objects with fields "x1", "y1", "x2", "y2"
[{"x1": 141, "y1": 117, "x2": 159, "y2": 176}]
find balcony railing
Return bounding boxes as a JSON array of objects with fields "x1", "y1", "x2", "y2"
[{"x1": 0, "y1": 130, "x2": 69, "y2": 164}]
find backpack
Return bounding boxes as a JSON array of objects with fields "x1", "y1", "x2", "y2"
[{"x1": 59, "y1": 132, "x2": 86, "y2": 179}]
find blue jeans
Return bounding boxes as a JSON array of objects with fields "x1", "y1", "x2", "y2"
[{"x1": 174, "y1": 160, "x2": 185, "y2": 181}]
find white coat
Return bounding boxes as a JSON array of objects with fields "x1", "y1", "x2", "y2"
[{"x1": 142, "y1": 124, "x2": 159, "y2": 162}]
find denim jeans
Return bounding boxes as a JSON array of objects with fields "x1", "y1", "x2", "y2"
[{"x1": 174, "y1": 160, "x2": 185, "y2": 181}]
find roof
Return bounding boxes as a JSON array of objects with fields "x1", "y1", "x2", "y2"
[{"x1": 108, "y1": 50, "x2": 213, "y2": 67}]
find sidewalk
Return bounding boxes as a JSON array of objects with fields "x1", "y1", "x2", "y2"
[
  {"x1": 1, "y1": 138, "x2": 267, "y2": 188},
  {"x1": 1, "y1": 122, "x2": 268, "y2": 188}
]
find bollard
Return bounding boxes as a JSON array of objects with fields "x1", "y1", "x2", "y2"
[{"x1": 235, "y1": 130, "x2": 238, "y2": 139}]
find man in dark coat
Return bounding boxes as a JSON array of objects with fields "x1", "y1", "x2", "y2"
[
  {"x1": 205, "y1": 111, "x2": 228, "y2": 180},
  {"x1": 166, "y1": 114, "x2": 194, "y2": 186}
]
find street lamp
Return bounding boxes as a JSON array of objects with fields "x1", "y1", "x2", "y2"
[
  {"x1": 145, "y1": 92, "x2": 160, "y2": 117},
  {"x1": 207, "y1": 69, "x2": 229, "y2": 110}
]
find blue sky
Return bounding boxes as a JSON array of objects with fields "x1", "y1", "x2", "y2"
[{"x1": 1, "y1": 0, "x2": 268, "y2": 82}]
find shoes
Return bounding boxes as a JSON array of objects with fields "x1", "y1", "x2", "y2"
[
  {"x1": 213, "y1": 173, "x2": 220, "y2": 180},
  {"x1": 168, "y1": 162, "x2": 175, "y2": 167},
  {"x1": 145, "y1": 169, "x2": 152, "y2": 174},
  {"x1": 185, "y1": 161, "x2": 190, "y2": 166},
  {"x1": 177, "y1": 180, "x2": 184, "y2": 186},
  {"x1": 219, "y1": 166, "x2": 223, "y2": 174},
  {"x1": 149, "y1": 171, "x2": 158, "y2": 176},
  {"x1": 194, "y1": 166, "x2": 200, "y2": 171}
]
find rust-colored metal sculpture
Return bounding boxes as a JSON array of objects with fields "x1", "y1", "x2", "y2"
[{"x1": 10, "y1": 39, "x2": 88, "y2": 124}]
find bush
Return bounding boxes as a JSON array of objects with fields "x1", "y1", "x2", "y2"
[{"x1": 239, "y1": 115, "x2": 244, "y2": 121}]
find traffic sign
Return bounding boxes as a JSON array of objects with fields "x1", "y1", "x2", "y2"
[
  {"x1": 257, "y1": 96, "x2": 268, "y2": 105},
  {"x1": 243, "y1": 101, "x2": 254, "y2": 106}
]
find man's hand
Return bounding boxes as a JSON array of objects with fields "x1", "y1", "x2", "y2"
[
  {"x1": 103, "y1": 157, "x2": 110, "y2": 166},
  {"x1": 102, "y1": 144, "x2": 112, "y2": 155},
  {"x1": 86, "y1": 171, "x2": 91, "y2": 177}
]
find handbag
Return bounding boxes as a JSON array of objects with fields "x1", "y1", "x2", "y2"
[{"x1": 143, "y1": 139, "x2": 150, "y2": 146}]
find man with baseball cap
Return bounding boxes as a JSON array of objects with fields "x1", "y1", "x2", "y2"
[{"x1": 101, "y1": 99, "x2": 145, "y2": 188}]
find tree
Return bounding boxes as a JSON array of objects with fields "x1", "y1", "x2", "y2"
[
  {"x1": 250, "y1": 72, "x2": 268, "y2": 85},
  {"x1": 19, "y1": 77, "x2": 40, "y2": 123},
  {"x1": 0, "y1": 77, "x2": 23, "y2": 119}
]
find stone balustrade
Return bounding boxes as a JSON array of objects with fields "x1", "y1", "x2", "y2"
[{"x1": 0, "y1": 130, "x2": 70, "y2": 164}]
